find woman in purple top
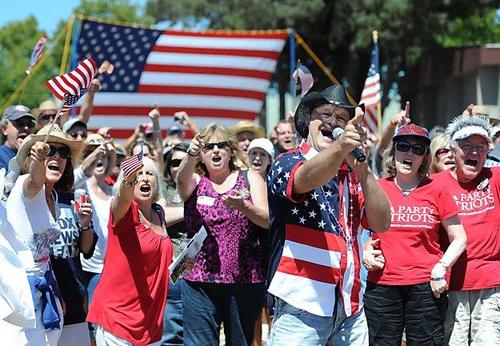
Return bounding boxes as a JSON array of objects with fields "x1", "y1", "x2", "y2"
[{"x1": 177, "y1": 123, "x2": 269, "y2": 346}]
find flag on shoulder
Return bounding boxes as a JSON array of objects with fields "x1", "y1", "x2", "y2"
[
  {"x1": 44, "y1": 57, "x2": 97, "y2": 114},
  {"x1": 360, "y1": 41, "x2": 381, "y2": 135},
  {"x1": 26, "y1": 35, "x2": 48, "y2": 75}
]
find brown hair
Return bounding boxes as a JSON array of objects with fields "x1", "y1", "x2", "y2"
[
  {"x1": 197, "y1": 123, "x2": 244, "y2": 176},
  {"x1": 54, "y1": 159, "x2": 74, "y2": 192},
  {"x1": 383, "y1": 139, "x2": 431, "y2": 180}
]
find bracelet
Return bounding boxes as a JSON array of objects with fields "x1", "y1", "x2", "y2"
[
  {"x1": 77, "y1": 221, "x2": 93, "y2": 232},
  {"x1": 430, "y1": 276, "x2": 446, "y2": 281},
  {"x1": 187, "y1": 150, "x2": 198, "y2": 157},
  {"x1": 123, "y1": 177, "x2": 137, "y2": 188}
]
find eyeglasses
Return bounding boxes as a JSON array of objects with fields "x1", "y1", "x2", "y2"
[
  {"x1": 395, "y1": 141, "x2": 427, "y2": 156},
  {"x1": 48, "y1": 145, "x2": 70, "y2": 159},
  {"x1": 170, "y1": 159, "x2": 182, "y2": 168},
  {"x1": 12, "y1": 118, "x2": 35, "y2": 129},
  {"x1": 435, "y1": 148, "x2": 450, "y2": 157},
  {"x1": 203, "y1": 141, "x2": 230, "y2": 151},
  {"x1": 458, "y1": 140, "x2": 489, "y2": 153}
]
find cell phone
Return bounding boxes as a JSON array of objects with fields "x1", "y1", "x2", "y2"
[{"x1": 74, "y1": 189, "x2": 88, "y2": 214}]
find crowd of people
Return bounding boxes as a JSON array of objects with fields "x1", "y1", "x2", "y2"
[{"x1": 0, "y1": 80, "x2": 499, "y2": 346}]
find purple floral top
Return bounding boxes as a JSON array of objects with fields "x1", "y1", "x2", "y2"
[{"x1": 183, "y1": 171, "x2": 267, "y2": 284}]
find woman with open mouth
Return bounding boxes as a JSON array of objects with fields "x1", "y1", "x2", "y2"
[
  {"x1": 87, "y1": 157, "x2": 173, "y2": 345},
  {"x1": 177, "y1": 124, "x2": 269, "y2": 346},
  {"x1": 247, "y1": 137, "x2": 275, "y2": 179},
  {"x1": 363, "y1": 123, "x2": 467, "y2": 345},
  {"x1": 5, "y1": 124, "x2": 84, "y2": 345},
  {"x1": 429, "y1": 133, "x2": 455, "y2": 174}
]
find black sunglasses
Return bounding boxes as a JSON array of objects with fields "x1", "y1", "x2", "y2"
[
  {"x1": 170, "y1": 159, "x2": 182, "y2": 168},
  {"x1": 395, "y1": 141, "x2": 427, "y2": 156},
  {"x1": 39, "y1": 113, "x2": 57, "y2": 123},
  {"x1": 203, "y1": 141, "x2": 230, "y2": 151},
  {"x1": 13, "y1": 118, "x2": 35, "y2": 129},
  {"x1": 48, "y1": 144, "x2": 71, "y2": 159}
]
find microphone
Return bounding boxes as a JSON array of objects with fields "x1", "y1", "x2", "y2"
[{"x1": 332, "y1": 128, "x2": 367, "y2": 162}]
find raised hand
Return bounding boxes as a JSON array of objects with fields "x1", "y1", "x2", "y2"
[
  {"x1": 30, "y1": 141, "x2": 50, "y2": 162},
  {"x1": 391, "y1": 101, "x2": 411, "y2": 127},
  {"x1": 187, "y1": 133, "x2": 205, "y2": 159},
  {"x1": 149, "y1": 106, "x2": 160, "y2": 120}
]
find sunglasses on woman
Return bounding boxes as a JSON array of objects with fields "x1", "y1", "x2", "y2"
[
  {"x1": 395, "y1": 141, "x2": 427, "y2": 156},
  {"x1": 203, "y1": 141, "x2": 230, "y2": 151},
  {"x1": 48, "y1": 144, "x2": 70, "y2": 159},
  {"x1": 435, "y1": 148, "x2": 450, "y2": 157},
  {"x1": 170, "y1": 159, "x2": 182, "y2": 168}
]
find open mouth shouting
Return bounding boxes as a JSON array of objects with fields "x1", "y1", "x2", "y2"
[
  {"x1": 320, "y1": 126, "x2": 334, "y2": 143},
  {"x1": 252, "y1": 159, "x2": 262, "y2": 169},
  {"x1": 139, "y1": 183, "x2": 152, "y2": 196},
  {"x1": 465, "y1": 159, "x2": 478, "y2": 169},
  {"x1": 402, "y1": 159, "x2": 413, "y2": 168},
  {"x1": 47, "y1": 161, "x2": 60, "y2": 172}
]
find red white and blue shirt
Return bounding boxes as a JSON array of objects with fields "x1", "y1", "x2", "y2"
[{"x1": 267, "y1": 143, "x2": 367, "y2": 317}]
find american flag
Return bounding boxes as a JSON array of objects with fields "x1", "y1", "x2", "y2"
[
  {"x1": 73, "y1": 19, "x2": 288, "y2": 139},
  {"x1": 267, "y1": 143, "x2": 366, "y2": 317},
  {"x1": 45, "y1": 57, "x2": 97, "y2": 113},
  {"x1": 26, "y1": 35, "x2": 48, "y2": 75},
  {"x1": 360, "y1": 42, "x2": 381, "y2": 135},
  {"x1": 121, "y1": 141, "x2": 143, "y2": 178}
]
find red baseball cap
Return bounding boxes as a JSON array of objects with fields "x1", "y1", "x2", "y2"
[{"x1": 393, "y1": 124, "x2": 430, "y2": 145}]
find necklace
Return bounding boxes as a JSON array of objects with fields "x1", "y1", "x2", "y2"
[
  {"x1": 394, "y1": 178, "x2": 419, "y2": 197},
  {"x1": 139, "y1": 208, "x2": 168, "y2": 238}
]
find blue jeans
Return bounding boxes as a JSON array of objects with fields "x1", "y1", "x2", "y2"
[
  {"x1": 269, "y1": 297, "x2": 368, "y2": 346},
  {"x1": 161, "y1": 279, "x2": 184, "y2": 345},
  {"x1": 182, "y1": 280, "x2": 266, "y2": 346},
  {"x1": 82, "y1": 271, "x2": 101, "y2": 338}
]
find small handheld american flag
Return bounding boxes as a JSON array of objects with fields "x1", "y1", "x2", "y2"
[
  {"x1": 121, "y1": 141, "x2": 144, "y2": 178},
  {"x1": 44, "y1": 57, "x2": 97, "y2": 114},
  {"x1": 26, "y1": 35, "x2": 48, "y2": 75}
]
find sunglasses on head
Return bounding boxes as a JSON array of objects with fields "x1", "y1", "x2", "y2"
[
  {"x1": 395, "y1": 141, "x2": 427, "y2": 156},
  {"x1": 170, "y1": 159, "x2": 182, "y2": 168},
  {"x1": 203, "y1": 141, "x2": 230, "y2": 151},
  {"x1": 48, "y1": 144, "x2": 70, "y2": 159}
]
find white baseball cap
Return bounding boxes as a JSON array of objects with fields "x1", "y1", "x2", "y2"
[{"x1": 248, "y1": 138, "x2": 275, "y2": 158}]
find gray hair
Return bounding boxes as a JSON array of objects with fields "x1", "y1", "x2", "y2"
[
  {"x1": 446, "y1": 115, "x2": 492, "y2": 143},
  {"x1": 114, "y1": 156, "x2": 164, "y2": 203}
]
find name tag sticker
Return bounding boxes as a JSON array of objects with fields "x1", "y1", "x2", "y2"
[{"x1": 197, "y1": 196, "x2": 215, "y2": 206}]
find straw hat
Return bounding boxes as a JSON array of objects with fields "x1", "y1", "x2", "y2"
[
  {"x1": 32, "y1": 99, "x2": 58, "y2": 117},
  {"x1": 15, "y1": 124, "x2": 84, "y2": 166},
  {"x1": 232, "y1": 120, "x2": 265, "y2": 138}
]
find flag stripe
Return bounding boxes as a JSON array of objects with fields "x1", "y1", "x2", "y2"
[
  {"x1": 157, "y1": 33, "x2": 286, "y2": 50},
  {"x1": 81, "y1": 106, "x2": 257, "y2": 118},
  {"x1": 143, "y1": 64, "x2": 272, "y2": 79},
  {"x1": 286, "y1": 224, "x2": 341, "y2": 251},
  {"x1": 138, "y1": 85, "x2": 265, "y2": 100},
  {"x1": 164, "y1": 29, "x2": 288, "y2": 39},
  {"x1": 277, "y1": 256, "x2": 341, "y2": 284},
  {"x1": 139, "y1": 72, "x2": 270, "y2": 92},
  {"x1": 152, "y1": 45, "x2": 281, "y2": 59}
]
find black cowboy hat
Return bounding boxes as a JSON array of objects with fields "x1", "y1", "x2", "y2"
[{"x1": 294, "y1": 85, "x2": 356, "y2": 138}]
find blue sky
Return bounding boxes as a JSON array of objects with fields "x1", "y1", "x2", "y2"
[{"x1": 0, "y1": 0, "x2": 147, "y2": 35}]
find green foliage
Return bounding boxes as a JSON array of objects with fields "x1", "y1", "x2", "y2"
[{"x1": 0, "y1": 0, "x2": 152, "y2": 111}]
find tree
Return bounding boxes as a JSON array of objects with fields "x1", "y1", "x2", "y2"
[
  {"x1": 0, "y1": 0, "x2": 154, "y2": 110},
  {"x1": 145, "y1": 0, "x2": 500, "y2": 113}
]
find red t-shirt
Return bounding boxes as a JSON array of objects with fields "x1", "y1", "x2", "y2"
[
  {"x1": 368, "y1": 177, "x2": 458, "y2": 285},
  {"x1": 432, "y1": 167, "x2": 500, "y2": 290},
  {"x1": 87, "y1": 200, "x2": 173, "y2": 345}
]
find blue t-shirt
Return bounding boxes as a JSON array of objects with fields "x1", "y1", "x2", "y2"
[
  {"x1": 0, "y1": 145, "x2": 15, "y2": 170},
  {"x1": 50, "y1": 191, "x2": 96, "y2": 325}
]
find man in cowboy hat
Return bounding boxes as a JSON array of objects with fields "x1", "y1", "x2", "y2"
[
  {"x1": 267, "y1": 85, "x2": 391, "y2": 345},
  {"x1": 232, "y1": 120, "x2": 265, "y2": 162},
  {"x1": 0, "y1": 105, "x2": 36, "y2": 170}
]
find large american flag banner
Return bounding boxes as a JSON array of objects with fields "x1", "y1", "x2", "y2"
[
  {"x1": 360, "y1": 42, "x2": 381, "y2": 135},
  {"x1": 73, "y1": 19, "x2": 288, "y2": 139},
  {"x1": 267, "y1": 143, "x2": 366, "y2": 317}
]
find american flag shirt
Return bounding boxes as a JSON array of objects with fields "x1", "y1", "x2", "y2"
[{"x1": 267, "y1": 142, "x2": 367, "y2": 317}]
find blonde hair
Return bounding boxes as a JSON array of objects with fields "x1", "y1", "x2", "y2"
[
  {"x1": 383, "y1": 140, "x2": 431, "y2": 179},
  {"x1": 429, "y1": 134, "x2": 451, "y2": 174},
  {"x1": 197, "y1": 123, "x2": 245, "y2": 175}
]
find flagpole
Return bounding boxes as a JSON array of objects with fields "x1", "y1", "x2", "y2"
[
  {"x1": 295, "y1": 33, "x2": 357, "y2": 106},
  {"x1": 60, "y1": 15, "x2": 75, "y2": 74},
  {"x1": 289, "y1": 30, "x2": 297, "y2": 97},
  {"x1": 372, "y1": 30, "x2": 383, "y2": 137}
]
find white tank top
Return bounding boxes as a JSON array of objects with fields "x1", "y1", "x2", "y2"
[{"x1": 80, "y1": 180, "x2": 112, "y2": 274}]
